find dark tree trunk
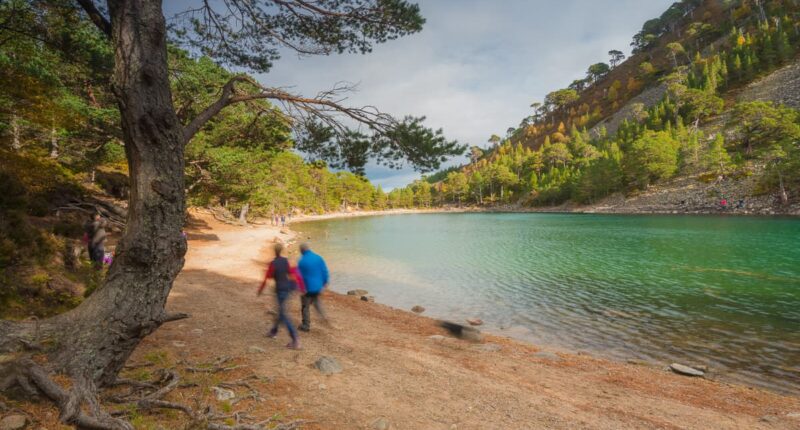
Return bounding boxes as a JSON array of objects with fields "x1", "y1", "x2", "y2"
[{"x1": 1, "y1": 0, "x2": 187, "y2": 427}]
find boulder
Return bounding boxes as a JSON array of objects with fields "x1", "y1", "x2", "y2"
[
  {"x1": 466, "y1": 318, "x2": 483, "y2": 326},
  {"x1": 438, "y1": 321, "x2": 482, "y2": 342},
  {"x1": 411, "y1": 305, "x2": 425, "y2": 314},
  {"x1": 360, "y1": 295, "x2": 375, "y2": 302},
  {"x1": 314, "y1": 356, "x2": 343, "y2": 375},
  {"x1": 347, "y1": 289, "x2": 369, "y2": 296},
  {"x1": 669, "y1": 363, "x2": 705, "y2": 377},
  {"x1": 0, "y1": 415, "x2": 27, "y2": 430},
  {"x1": 213, "y1": 387, "x2": 235, "y2": 401}
]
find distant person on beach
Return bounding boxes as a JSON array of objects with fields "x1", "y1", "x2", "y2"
[
  {"x1": 83, "y1": 213, "x2": 107, "y2": 269},
  {"x1": 281, "y1": 214, "x2": 286, "y2": 227},
  {"x1": 298, "y1": 243, "x2": 330, "y2": 332},
  {"x1": 257, "y1": 243, "x2": 304, "y2": 349}
]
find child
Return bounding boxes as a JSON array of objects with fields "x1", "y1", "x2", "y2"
[{"x1": 257, "y1": 243, "x2": 304, "y2": 349}]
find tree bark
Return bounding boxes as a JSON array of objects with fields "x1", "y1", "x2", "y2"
[
  {"x1": 49, "y1": 125, "x2": 59, "y2": 159},
  {"x1": 11, "y1": 113, "x2": 21, "y2": 151},
  {"x1": 1, "y1": 0, "x2": 187, "y2": 427},
  {"x1": 239, "y1": 203, "x2": 249, "y2": 225}
]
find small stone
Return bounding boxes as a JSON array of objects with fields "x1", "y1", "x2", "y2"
[
  {"x1": 466, "y1": 318, "x2": 483, "y2": 326},
  {"x1": 428, "y1": 335, "x2": 446, "y2": 342},
  {"x1": 248, "y1": 346, "x2": 266, "y2": 354},
  {"x1": 411, "y1": 305, "x2": 425, "y2": 313},
  {"x1": 371, "y1": 417, "x2": 391, "y2": 430},
  {"x1": 213, "y1": 387, "x2": 235, "y2": 401},
  {"x1": 760, "y1": 415, "x2": 779, "y2": 423},
  {"x1": 533, "y1": 351, "x2": 562, "y2": 362},
  {"x1": 787, "y1": 412, "x2": 800, "y2": 419},
  {"x1": 318, "y1": 383, "x2": 327, "y2": 390},
  {"x1": 191, "y1": 329, "x2": 203, "y2": 335},
  {"x1": 348, "y1": 289, "x2": 368, "y2": 296},
  {"x1": 0, "y1": 415, "x2": 27, "y2": 430},
  {"x1": 360, "y1": 295, "x2": 375, "y2": 302},
  {"x1": 670, "y1": 363, "x2": 705, "y2": 377},
  {"x1": 314, "y1": 356, "x2": 343, "y2": 375},
  {"x1": 172, "y1": 341, "x2": 187, "y2": 348},
  {"x1": 626, "y1": 359, "x2": 648, "y2": 366}
]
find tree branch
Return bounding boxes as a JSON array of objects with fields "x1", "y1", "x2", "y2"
[
  {"x1": 75, "y1": 0, "x2": 112, "y2": 37},
  {"x1": 182, "y1": 76, "x2": 394, "y2": 145}
]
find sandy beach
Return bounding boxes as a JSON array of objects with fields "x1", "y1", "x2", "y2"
[{"x1": 87, "y1": 209, "x2": 800, "y2": 429}]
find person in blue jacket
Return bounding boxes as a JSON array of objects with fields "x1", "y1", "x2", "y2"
[{"x1": 297, "y1": 243, "x2": 330, "y2": 331}]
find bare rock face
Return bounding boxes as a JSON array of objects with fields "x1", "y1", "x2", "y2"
[{"x1": 738, "y1": 59, "x2": 800, "y2": 109}]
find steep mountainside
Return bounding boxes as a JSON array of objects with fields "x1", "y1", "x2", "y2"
[{"x1": 398, "y1": 0, "x2": 800, "y2": 214}]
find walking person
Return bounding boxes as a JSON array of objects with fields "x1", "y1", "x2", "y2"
[
  {"x1": 298, "y1": 243, "x2": 330, "y2": 332},
  {"x1": 257, "y1": 243, "x2": 303, "y2": 349},
  {"x1": 83, "y1": 213, "x2": 107, "y2": 270},
  {"x1": 280, "y1": 214, "x2": 286, "y2": 228}
]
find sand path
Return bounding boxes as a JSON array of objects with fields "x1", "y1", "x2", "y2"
[{"x1": 133, "y1": 212, "x2": 800, "y2": 430}]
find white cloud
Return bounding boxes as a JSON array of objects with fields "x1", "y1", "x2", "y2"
[{"x1": 256, "y1": 0, "x2": 674, "y2": 188}]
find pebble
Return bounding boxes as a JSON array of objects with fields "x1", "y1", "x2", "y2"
[
  {"x1": 411, "y1": 305, "x2": 425, "y2": 313},
  {"x1": 318, "y1": 383, "x2": 327, "y2": 390},
  {"x1": 360, "y1": 295, "x2": 375, "y2": 302},
  {"x1": 314, "y1": 356, "x2": 343, "y2": 375},
  {"x1": 371, "y1": 417, "x2": 391, "y2": 430},
  {"x1": 213, "y1": 387, "x2": 235, "y2": 401},
  {"x1": 466, "y1": 318, "x2": 483, "y2": 326},
  {"x1": 191, "y1": 329, "x2": 203, "y2": 335},
  {"x1": 533, "y1": 351, "x2": 562, "y2": 362},
  {"x1": 0, "y1": 415, "x2": 27, "y2": 430},
  {"x1": 669, "y1": 363, "x2": 705, "y2": 377},
  {"x1": 172, "y1": 341, "x2": 187, "y2": 348},
  {"x1": 428, "y1": 335, "x2": 447, "y2": 342},
  {"x1": 787, "y1": 412, "x2": 800, "y2": 419},
  {"x1": 248, "y1": 346, "x2": 266, "y2": 354},
  {"x1": 347, "y1": 289, "x2": 368, "y2": 296}
]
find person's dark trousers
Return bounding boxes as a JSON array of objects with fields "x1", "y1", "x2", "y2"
[
  {"x1": 90, "y1": 245, "x2": 104, "y2": 269},
  {"x1": 300, "y1": 292, "x2": 326, "y2": 331},
  {"x1": 269, "y1": 290, "x2": 298, "y2": 341}
]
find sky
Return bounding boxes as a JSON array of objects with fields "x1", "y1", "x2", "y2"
[{"x1": 257, "y1": 0, "x2": 675, "y2": 190}]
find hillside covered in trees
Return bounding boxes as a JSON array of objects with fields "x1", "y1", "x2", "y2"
[{"x1": 392, "y1": 0, "x2": 800, "y2": 211}]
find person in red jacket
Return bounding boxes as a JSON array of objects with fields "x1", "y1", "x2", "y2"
[{"x1": 257, "y1": 243, "x2": 304, "y2": 349}]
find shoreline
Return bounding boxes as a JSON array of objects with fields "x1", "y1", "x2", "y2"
[
  {"x1": 119, "y1": 211, "x2": 799, "y2": 429},
  {"x1": 285, "y1": 213, "x2": 800, "y2": 396}
]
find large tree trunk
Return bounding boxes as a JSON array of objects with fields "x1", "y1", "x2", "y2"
[{"x1": 1, "y1": 0, "x2": 186, "y2": 427}]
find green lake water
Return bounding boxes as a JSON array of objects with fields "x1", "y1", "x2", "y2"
[{"x1": 298, "y1": 213, "x2": 800, "y2": 395}]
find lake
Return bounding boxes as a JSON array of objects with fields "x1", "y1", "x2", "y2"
[{"x1": 298, "y1": 213, "x2": 800, "y2": 395}]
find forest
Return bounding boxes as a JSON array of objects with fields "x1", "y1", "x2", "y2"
[{"x1": 392, "y1": 0, "x2": 800, "y2": 208}]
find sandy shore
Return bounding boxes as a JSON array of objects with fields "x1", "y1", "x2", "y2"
[
  {"x1": 7, "y1": 209, "x2": 799, "y2": 429},
  {"x1": 109, "y1": 210, "x2": 800, "y2": 429}
]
